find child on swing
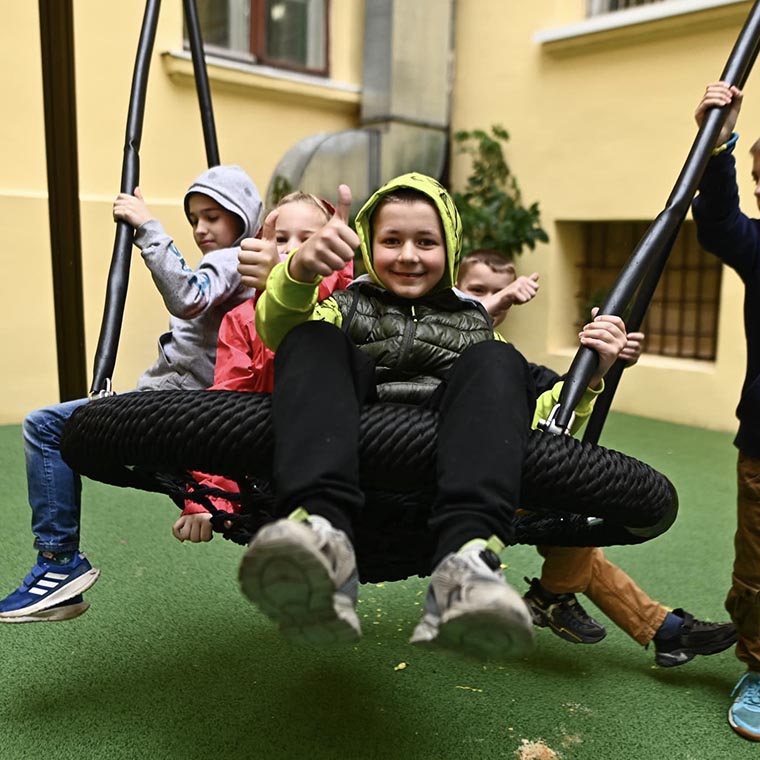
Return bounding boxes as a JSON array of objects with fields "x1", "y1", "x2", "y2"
[
  {"x1": 455, "y1": 249, "x2": 736, "y2": 667},
  {"x1": 172, "y1": 191, "x2": 354, "y2": 543},
  {"x1": 0, "y1": 165, "x2": 263, "y2": 622},
  {"x1": 244, "y1": 173, "x2": 628, "y2": 659}
]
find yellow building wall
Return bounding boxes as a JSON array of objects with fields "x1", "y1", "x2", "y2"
[
  {"x1": 0, "y1": 0, "x2": 363, "y2": 424},
  {"x1": 4, "y1": 0, "x2": 755, "y2": 436},
  {"x1": 451, "y1": 0, "x2": 755, "y2": 434}
]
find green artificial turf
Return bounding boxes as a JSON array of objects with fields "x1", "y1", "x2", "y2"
[{"x1": 0, "y1": 412, "x2": 753, "y2": 759}]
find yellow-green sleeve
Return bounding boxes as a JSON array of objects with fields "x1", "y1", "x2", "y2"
[
  {"x1": 531, "y1": 380, "x2": 604, "y2": 435},
  {"x1": 490, "y1": 331, "x2": 600, "y2": 435},
  {"x1": 255, "y1": 251, "x2": 343, "y2": 350}
]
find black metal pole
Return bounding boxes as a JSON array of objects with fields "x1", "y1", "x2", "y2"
[
  {"x1": 183, "y1": 0, "x2": 220, "y2": 167},
  {"x1": 89, "y1": 0, "x2": 161, "y2": 396},
  {"x1": 38, "y1": 0, "x2": 88, "y2": 401},
  {"x1": 548, "y1": 0, "x2": 760, "y2": 434}
]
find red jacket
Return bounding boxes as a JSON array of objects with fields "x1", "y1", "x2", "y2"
[{"x1": 182, "y1": 262, "x2": 355, "y2": 515}]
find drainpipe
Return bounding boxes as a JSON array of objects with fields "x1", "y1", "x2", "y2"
[{"x1": 266, "y1": 0, "x2": 455, "y2": 212}]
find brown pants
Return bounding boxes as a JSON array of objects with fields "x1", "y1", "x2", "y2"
[
  {"x1": 538, "y1": 545, "x2": 668, "y2": 646},
  {"x1": 725, "y1": 452, "x2": 760, "y2": 672}
]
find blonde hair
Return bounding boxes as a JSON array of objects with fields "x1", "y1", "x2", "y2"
[{"x1": 273, "y1": 191, "x2": 332, "y2": 222}]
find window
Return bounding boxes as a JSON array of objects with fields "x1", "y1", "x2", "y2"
[
  {"x1": 188, "y1": 0, "x2": 328, "y2": 75},
  {"x1": 577, "y1": 221, "x2": 722, "y2": 360},
  {"x1": 587, "y1": 0, "x2": 664, "y2": 15}
]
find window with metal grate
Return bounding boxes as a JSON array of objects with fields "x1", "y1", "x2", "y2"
[{"x1": 576, "y1": 220, "x2": 722, "y2": 360}]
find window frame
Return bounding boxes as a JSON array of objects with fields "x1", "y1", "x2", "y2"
[
  {"x1": 576, "y1": 220, "x2": 722, "y2": 362},
  {"x1": 251, "y1": 0, "x2": 330, "y2": 76},
  {"x1": 186, "y1": 0, "x2": 330, "y2": 77}
]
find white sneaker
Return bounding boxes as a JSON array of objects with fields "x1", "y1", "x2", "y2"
[
  {"x1": 410, "y1": 538, "x2": 534, "y2": 660},
  {"x1": 238, "y1": 508, "x2": 361, "y2": 644}
]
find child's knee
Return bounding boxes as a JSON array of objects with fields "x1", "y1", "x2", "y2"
[
  {"x1": 23, "y1": 407, "x2": 59, "y2": 442},
  {"x1": 458, "y1": 341, "x2": 530, "y2": 389},
  {"x1": 461, "y1": 339, "x2": 523, "y2": 367},
  {"x1": 276, "y1": 320, "x2": 342, "y2": 360},
  {"x1": 727, "y1": 577, "x2": 760, "y2": 633}
]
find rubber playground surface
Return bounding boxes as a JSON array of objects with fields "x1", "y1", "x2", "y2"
[{"x1": 0, "y1": 411, "x2": 754, "y2": 759}]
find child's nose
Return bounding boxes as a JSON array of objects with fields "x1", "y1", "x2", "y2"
[
  {"x1": 276, "y1": 236, "x2": 297, "y2": 256},
  {"x1": 398, "y1": 242, "x2": 418, "y2": 261}
]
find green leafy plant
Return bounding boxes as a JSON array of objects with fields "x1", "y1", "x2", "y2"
[
  {"x1": 452, "y1": 124, "x2": 548, "y2": 259},
  {"x1": 269, "y1": 174, "x2": 294, "y2": 205}
]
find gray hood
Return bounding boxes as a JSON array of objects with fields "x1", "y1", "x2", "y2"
[{"x1": 183, "y1": 164, "x2": 262, "y2": 245}]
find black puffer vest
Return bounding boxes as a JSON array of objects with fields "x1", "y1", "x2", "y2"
[{"x1": 332, "y1": 282, "x2": 494, "y2": 403}]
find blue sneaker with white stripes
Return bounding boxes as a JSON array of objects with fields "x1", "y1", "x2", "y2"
[{"x1": 0, "y1": 553, "x2": 100, "y2": 623}]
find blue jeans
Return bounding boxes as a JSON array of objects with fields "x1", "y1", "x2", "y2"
[{"x1": 23, "y1": 398, "x2": 89, "y2": 553}]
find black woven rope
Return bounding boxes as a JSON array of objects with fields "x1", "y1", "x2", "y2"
[{"x1": 61, "y1": 389, "x2": 677, "y2": 564}]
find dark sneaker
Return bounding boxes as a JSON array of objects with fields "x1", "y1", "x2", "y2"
[
  {"x1": 523, "y1": 576, "x2": 606, "y2": 644},
  {"x1": 729, "y1": 671, "x2": 760, "y2": 741},
  {"x1": 410, "y1": 538, "x2": 534, "y2": 661},
  {"x1": 238, "y1": 508, "x2": 361, "y2": 645},
  {"x1": 0, "y1": 553, "x2": 100, "y2": 623},
  {"x1": 653, "y1": 608, "x2": 737, "y2": 667}
]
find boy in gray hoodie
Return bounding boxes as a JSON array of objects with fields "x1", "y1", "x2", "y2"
[{"x1": 0, "y1": 165, "x2": 262, "y2": 624}]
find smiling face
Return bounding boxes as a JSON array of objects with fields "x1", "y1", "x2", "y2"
[
  {"x1": 457, "y1": 260, "x2": 515, "y2": 326},
  {"x1": 371, "y1": 199, "x2": 447, "y2": 299},
  {"x1": 186, "y1": 193, "x2": 242, "y2": 253},
  {"x1": 274, "y1": 200, "x2": 331, "y2": 257}
]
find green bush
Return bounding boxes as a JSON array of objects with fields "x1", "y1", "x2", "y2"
[{"x1": 452, "y1": 124, "x2": 548, "y2": 259}]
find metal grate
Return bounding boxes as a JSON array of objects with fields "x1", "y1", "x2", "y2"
[
  {"x1": 587, "y1": 0, "x2": 664, "y2": 15},
  {"x1": 577, "y1": 221, "x2": 722, "y2": 360}
]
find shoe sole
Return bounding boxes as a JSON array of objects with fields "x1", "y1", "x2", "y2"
[
  {"x1": 435, "y1": 607, "x2": 535, "y2": 661},
  {"x1": 526, "y1": 600, "x2": 607, "y2": 645},
  {"x1": 0, "y1": 598, "x2": 90, "y2": 623},
  {"x1": 729, "y1": 709, "x2": 760, "y2": 741},
  {"x1": 0, "y1": 568, "x2": 100, "y2": 621},
  {"x1": 413, "y1": 596, "x2": 535, "y2": 661},
  {"x1": 238, "y1": 523, "x2": 360, "y2": 645},
  {"x1": 655, "y1": 630, "x2": 738, "y2": 668}
]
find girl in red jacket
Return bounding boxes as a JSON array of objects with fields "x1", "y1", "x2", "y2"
[{"x1": 172, "y1": 191, "x2": 354, "y2": 542}]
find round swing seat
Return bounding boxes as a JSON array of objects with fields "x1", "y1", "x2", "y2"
[{"x1": 60, "y1": 389, "x2": 678, "y2": 582}]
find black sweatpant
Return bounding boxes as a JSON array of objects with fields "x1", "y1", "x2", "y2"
[{"x1": 271, "y1": 321, "x2": 536, "y2": 562}]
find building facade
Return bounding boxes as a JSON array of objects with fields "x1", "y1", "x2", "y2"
[{"x1": 1, "y1": 0, "x2": 755, "y2": 435}]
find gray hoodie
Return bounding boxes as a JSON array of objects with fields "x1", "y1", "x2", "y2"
[{"x1": 135, "y1": 165, "x2": 262, "y2": 390}]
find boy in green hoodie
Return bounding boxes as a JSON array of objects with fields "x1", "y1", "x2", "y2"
[{"x1": 243, "y1": 173, "x2": 628, "y2": 660}]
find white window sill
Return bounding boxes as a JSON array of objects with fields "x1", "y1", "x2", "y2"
[
  {"x1": 162, "y1": 50, "x2": 361, "y2": 112},
  {"x1": 534, "y1": 0, "x2": 748, "y2": 53},
  {"x1": 550, "y1": 346, "x2": 716, "y2": 372}
]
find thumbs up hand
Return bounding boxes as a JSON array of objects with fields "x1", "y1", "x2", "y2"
[
  {"x1": 238, "y1": 209, "x2": 281, "y2": 291},
  {"x1": 289, "y1": 184, "x2": 359, "y2": 283}
]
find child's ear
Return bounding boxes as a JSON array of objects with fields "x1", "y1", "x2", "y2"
[{"x1": 505, "y1": 263, "x2": 516, "y2": 276}]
